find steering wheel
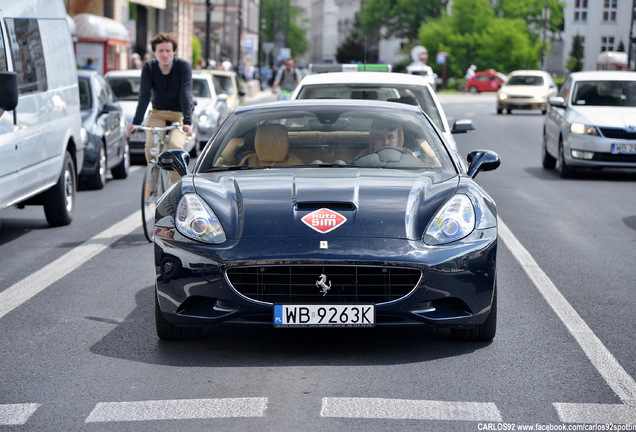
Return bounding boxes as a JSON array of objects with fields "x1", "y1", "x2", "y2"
[{"x1": 370, "y1": 146, "x2": 414, "y2": 156}]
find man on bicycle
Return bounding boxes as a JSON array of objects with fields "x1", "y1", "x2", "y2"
[
  {"x1": 271, "y1": 58, "x2": 302, "y2": 99},
  {"x1": 127, "y1": 33, "x2": 193, "y2": 163}
]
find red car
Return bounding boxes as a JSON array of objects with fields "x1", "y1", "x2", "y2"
[{"x1": 466, "y1": 69, "x2": 507, "y2": 93}]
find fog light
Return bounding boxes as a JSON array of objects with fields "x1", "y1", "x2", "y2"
[{"x1": 571, "y1": 150, "x2": 594, "y2": 160}]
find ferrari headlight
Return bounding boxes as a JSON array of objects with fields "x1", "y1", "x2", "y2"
[
  {"x1": 175, "y1": 194, "x2": 226, "y2": 244},
  {"x1": 570, "y1": 123, "x2": 599, "y2": 135},
  {"x1": 424, "y1": 194, "x2": 475, "y2": 245}
]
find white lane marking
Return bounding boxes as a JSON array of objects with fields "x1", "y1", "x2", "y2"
[
  {"x1": 0, "y1": 404, "x2": 40, "y2": 426},
  {"x1": 554, "y1": 402, "x2": 636, "y2": 424},
  {"x1": 499, "y1": 218, "x2": 636, "y2": 422},
  {"x1": 320, "y1": 397, "x2": 502, "y2": 422},
  {"x1": 0, "y1": 211, "x2": 141, "y2": 320},
  {"x1": 85, "y1": 398, "x2": 268, "y2": 423}
]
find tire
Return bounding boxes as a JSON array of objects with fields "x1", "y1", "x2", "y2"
[
  {"x1": 111, "y1": 141, "x2": 130, "y2": 179},
  {"x1": 469, "y1": 86, "x2": 478, "y2": 94},
  {"x1": 43, "y1": 151, "x2": 76, "y2": 227},
  {"x1": 155, "y1": 292, "x2": 203, "y2": 340},
  {"x1": 141, "y1": 164, "x2": 164, "y2": 242},
  {"x1": 506, "y1": 109, "x2": 511, "y2": 114},
  {"x1": 450, "y1": 283, "x2": 497, "y2": 342},
  {"x1": 541, "y1": 131, "x2": 556, "y2": 169},
  {"x1": 85, "y1": 142, "x2": 107, "y2": 190},
  {"x1": 496, "y1": 108, "x2": 503, "y2": 114},
  {"x1": 557, "y1": 138, "x2": 574, "y2": 178}
]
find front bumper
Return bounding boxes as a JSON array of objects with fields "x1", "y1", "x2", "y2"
[
  {"x1": 154, "y1": 228, "x2": 497, "y2": 329},
  {"x1": 565, "y1": 133, "x2": 636, "y2": 169}
]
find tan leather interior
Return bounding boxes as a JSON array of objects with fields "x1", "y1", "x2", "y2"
[{"x1": 241, "y1": 124, "x2": 303, "y2": 166}]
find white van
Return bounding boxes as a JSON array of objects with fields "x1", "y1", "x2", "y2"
[{"x1": 0, "y1": 0, "x2": 83, "y2": 227}]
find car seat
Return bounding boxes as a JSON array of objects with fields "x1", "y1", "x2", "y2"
[{"x1": 240, "y1": 124, "x2": 303, "y2": 166}]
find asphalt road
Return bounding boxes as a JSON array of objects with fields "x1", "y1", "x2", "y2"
[{"x1": 0, "y1": 92, "x2": 634, "y2": 431}]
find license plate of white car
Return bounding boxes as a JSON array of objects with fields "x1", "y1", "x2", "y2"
[
  {"x1": 273, "y1": 304, "x2": 375, "y2": 327},
  {"x1": 612, "y1": 143, "x2": 636, "y2": 154}
]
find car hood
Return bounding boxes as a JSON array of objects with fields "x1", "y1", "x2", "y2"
[
  {"x1": 567, "y1": 106, "x2": 636, "y2": 127},
  {"x1": 192, "y1": 168, "x2": 459, "y2": 240},
  {"x1": 118, "y1": 100, "x2": 138, "y2": 121}
]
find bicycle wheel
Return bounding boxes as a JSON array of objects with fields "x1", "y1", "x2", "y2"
[{"x1": 141, "y1": 163, "x2": 164, "y2": 242}]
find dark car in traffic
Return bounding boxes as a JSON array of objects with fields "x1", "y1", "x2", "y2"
[
  {"x1": 77, "y1": 70, "x2": 129, "y2": 189},
  {"x1": 151, "y1": 100, "x2": 501, "y2": 341}
]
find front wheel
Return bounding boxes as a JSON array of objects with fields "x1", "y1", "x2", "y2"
[
  {"x1": 141, "y1": 164, "x2": 164, "y2": 242},
  {"x1": 541, "y1": 131, "x2": 556, "y2": 169}
]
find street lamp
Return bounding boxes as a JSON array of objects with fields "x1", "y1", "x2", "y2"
[{"x1": 205, "y1": 0, "x2": 213, "y2": 68}]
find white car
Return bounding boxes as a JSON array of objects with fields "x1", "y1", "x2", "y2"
[
  {"x1": 543, "y1": 70, "x2": 636, "y2": 177},
  {"x1": 497, "y1": 70, "x2": 557, "y2": 115},
  {"x1": 192, "y1": 71, "x2": 230, "y2": 151},
  {"x1": 291, "y1": 72, "x2": 474, "y2": 151},
  {"x1": 105, "y1": 69, "x2": 197, "y2": 161}
]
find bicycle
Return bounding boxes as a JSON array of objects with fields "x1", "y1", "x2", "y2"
[{"x1": 133, "y1": 123, "x2": 184, "y2": 242}]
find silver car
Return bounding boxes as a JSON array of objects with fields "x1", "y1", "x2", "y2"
[
  {"x1": 543, "y1": 71, "x2": 636, "y2": 177},
  {"x1": 192, "y1": 71, "x2": 229, "y2": 152}
]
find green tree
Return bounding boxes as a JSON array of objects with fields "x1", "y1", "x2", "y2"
[
  {"x1": 358, "y1": 0, "x2": 448, "y2": 42},
  {"x1": 418, "y1": 0, "x2": 543, "y2": 78},
  {"x1": 262, "y1": 0, "x2": 309, "y2": 59},
  {"x1": 566, "y1": 34, "x2": 584, "y2": 72},
  {"x1": 192, "y1": 36, "x2": 202, "y2": 68},
  {"x1": 494, "y1": 0, "x2": 565, "y2": 37}
]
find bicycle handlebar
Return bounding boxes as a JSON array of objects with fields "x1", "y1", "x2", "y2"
[{"x1": 131, "y1": 123, "x2": 184, "y2": 134}]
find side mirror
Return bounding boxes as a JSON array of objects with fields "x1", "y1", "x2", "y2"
[
  {"x1": 467, "y1": 149, "x2": 500, "y2": 179},
  {"x1": 158, "y1": 149, "x2": 190, "y2": 177},
  {"x1": 548, "y1": 96, "x2": 566, "y2": 108},
  {"x1": 100, "y1": 103, "x2": 120, "y2": 115},
  {"x1": 451, "y1": 119, "x2": 476, "y2": 134},
  {"x1": 0, "y1": 72, "x2": 19, "y2": 111}
]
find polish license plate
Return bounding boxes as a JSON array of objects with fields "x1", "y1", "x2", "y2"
[
  {"x1": 273, "y1": 304, "x2": 375, "y2": 328},
  {"x1": 611, "y1": 143, "x2": 636, "y2": 154}
]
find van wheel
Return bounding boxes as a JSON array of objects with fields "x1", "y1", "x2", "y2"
[
  {"x1": 43, "y1": 151, "x2": 76, "y2": 227},
  {"x1": 111, "y1": 141, "x2": 130, "y2": 179},
  {"x1": 86, "y1": 143, "x2": 107, "y2": 189}
]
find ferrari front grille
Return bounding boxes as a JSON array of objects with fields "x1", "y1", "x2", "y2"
[{"x1": 226, "y1": 265, "x2": 422, "y2": 304}]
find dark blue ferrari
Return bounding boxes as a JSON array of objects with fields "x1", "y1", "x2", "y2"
[{"x1": 153, "y1": 100, "x2": 501, "y2": 341}]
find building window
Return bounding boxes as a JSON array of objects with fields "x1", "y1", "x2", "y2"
[
  {"x1": 603, "y1": 0, "x2": 618, "y2": 23},
  {"x1": 601, "y1": 36, "x2": 615, "y2": 52},
  {"x1": 574, "y1": 0, "x2": 588, "y2": 22}
]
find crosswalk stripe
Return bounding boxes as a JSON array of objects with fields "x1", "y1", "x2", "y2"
[
  {"x1": 0, "y1": 403, "x2": 40, "y2": 426},
  {"x1": 85, "y1": 397, "x2": 268, "y2": 423},
  {"x1": 320, "y1": 397, "x2": 502, "y2": 422}
]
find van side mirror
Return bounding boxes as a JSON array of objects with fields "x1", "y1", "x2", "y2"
[{"x1": 0, "y1": 72, "x2": 18, "y2": 111}]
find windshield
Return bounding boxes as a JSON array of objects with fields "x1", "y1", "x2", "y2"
[
  {"x1": 197, "y1": 103, "x2": 456, "y2": 177},
  {"x1": 572, "y1": 80, "x2": 636, "y2": 106},
  {"x1": 212, "y1": 75, "x2": 235, "y2": 95},
  {"x1": 294, "y1": 83, "x2": 445, "y2": 132},
  {"x1": 507, "y1": 75, "x2": 544, "y2": 86},
  {"x1": 78, "y1": 77, "x2": 92, "y2": 110},
  {"x1": 193, "y1": 78, "x2": 211, "y2": 98},
  {"x1": 107, "y1": 76, "x2": 140, "y2": 101}
]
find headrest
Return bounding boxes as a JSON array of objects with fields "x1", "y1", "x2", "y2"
[{"x1": 254, "y1": 124, "x2": 289, "y2": 162}]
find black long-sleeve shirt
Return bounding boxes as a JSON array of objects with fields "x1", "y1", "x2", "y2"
[{"x1": 132, "y1": 57, "x2": 193, "y2": 126}]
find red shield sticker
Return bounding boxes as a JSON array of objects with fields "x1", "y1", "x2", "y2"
[{"x1": 301, "y1": 208, "x2": 347, "y2": 234}]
